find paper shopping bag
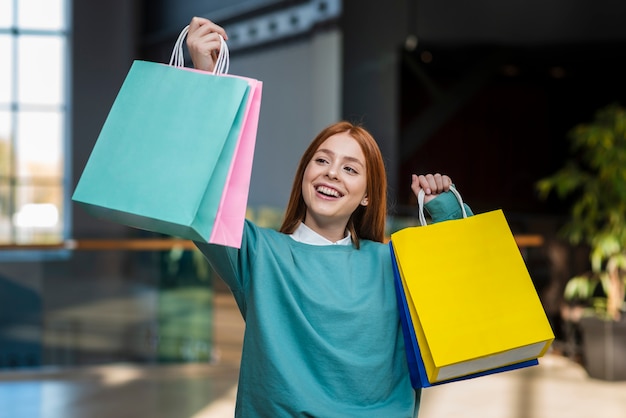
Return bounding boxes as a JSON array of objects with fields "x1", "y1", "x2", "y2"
[
  {"x1": 390, "y1": 187, "x2": 554, "y2": 386},
  {"x1": 391, "y1": 243, "x2": 539, "y2": 388},
  {"x1": 73, "y1": 29, "x2": 262, "y2": 247}
]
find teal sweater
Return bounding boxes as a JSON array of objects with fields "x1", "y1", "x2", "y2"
[{"x1": 195, "y1": 191, "x2": 472, "y2": 417}]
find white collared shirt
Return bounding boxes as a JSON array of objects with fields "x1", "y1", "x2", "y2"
[{"x1": 290, "y1": 222, "x2": 352, "y2": 246}]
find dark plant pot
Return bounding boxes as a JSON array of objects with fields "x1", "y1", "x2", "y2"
[{"x1": 579, "y1": 316, "x2": 626, "y2": 381}]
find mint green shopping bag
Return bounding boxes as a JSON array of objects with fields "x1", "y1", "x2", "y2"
[{"x1": 72, "y1": 58, "x2": 252, "y2": 242}]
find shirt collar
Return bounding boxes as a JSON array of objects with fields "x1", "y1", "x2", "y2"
[{"x1": 290, "y1": 222, "x2": 352, "y2": 246}]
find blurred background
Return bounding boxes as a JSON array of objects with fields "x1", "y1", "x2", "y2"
[{"x1": 1, "y1": 0, "x2": 626, "y2": 417}]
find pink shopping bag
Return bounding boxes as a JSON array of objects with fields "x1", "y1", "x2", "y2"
[{"x1": 209, "y1": 75, "x2": 262, "y2": 246}]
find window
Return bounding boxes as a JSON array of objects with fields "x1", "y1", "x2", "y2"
[{"x1": 0, "y1": 0, "x2": 68, "y2": 246}]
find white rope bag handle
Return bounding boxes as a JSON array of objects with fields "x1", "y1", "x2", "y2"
[
  {"x1": 417, "y1": 185, "x2": 468, "y2": 226},
  {"x1": 168, "y1": 24, "x2": 230, "y2": 75}
]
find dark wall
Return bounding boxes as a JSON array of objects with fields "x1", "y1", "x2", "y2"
[
  {"x1": 72, "y1": 0, "x2": 142, "y2": 238},
  {"x1": 397, "y1": 44, "x2": 626, "y2": 217},
  {"x1": 341, "y1": 0, "x2": 411, "y2": 204},
  {"x1": 415, "y1": 0, "x2": 626, "y2": 45}
]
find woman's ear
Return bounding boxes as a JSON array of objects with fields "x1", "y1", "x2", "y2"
[{"x1": 361, "y1": 195, "x2": 369, "y2": 206}]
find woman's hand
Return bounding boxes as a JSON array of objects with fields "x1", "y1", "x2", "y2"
[
  {"x1": 186, "y1": 16, "x2": 228, "y2": 72},
  {"x1": 410, "y1": 173, "x2": 453, "y2": 204}
]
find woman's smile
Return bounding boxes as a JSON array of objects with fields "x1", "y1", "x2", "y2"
[{"x1": 315, "y1": 184, "x2": 344, "y2": 199}]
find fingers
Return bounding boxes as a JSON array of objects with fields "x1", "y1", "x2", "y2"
[
  {"x1": 189, "y1": 16, "x2": 228, "y2": 40},
  {"x1": 187, "y1": 17, "x2": 228, "y2": 71},
  {"x1": 410, "y1": 173, "x2": 452, "y2": 197}
]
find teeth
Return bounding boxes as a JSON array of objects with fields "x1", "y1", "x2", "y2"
[{"x1": 317, "y1": 186, "x2": 341, "y2": 197}]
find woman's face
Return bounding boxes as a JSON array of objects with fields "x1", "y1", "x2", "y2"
[{"x1": 301, "y1": 132, "x2": 369, "y2": 234}]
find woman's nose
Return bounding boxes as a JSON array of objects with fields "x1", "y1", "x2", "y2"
[{"x1": 326, "y1": 165, "x2": 338, "y2": 179}]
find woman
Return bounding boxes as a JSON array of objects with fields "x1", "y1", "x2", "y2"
[{"x1": 189, "y1": 17, "x2": 472, "y2": 417}]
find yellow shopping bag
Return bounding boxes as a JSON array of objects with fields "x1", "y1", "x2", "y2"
[{"x1": 390, "y1": 187, "x2": 554, "y2": 385}]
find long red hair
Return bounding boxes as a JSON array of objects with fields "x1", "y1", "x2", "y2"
[{"x1": 279, "y1": 121, "x2": 387, "y2": 247}]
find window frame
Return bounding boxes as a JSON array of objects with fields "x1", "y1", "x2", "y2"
[{"x1": 0, "y1": 0, "x2": 71, "y2": 261}]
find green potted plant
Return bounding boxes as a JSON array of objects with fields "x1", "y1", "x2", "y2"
[{"x1": 536, "y1": 102, "x2": 626, "y2": 380}]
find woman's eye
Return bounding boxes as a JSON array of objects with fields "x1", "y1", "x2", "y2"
[
  {"x1": 315, "y1": 157, "x2": 328, "y2": 164},
  {"x1": 344, "y1": 166, "x2": 358, "y2": 174}
]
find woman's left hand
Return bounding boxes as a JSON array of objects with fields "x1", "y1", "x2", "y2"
[{"x1": 410, "y1": 173, "x2": 453, "y2": 203}]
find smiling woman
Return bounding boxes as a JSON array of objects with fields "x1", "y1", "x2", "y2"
[{"x1": 155, "y1": 15, "x2": 476, "y2": 418}]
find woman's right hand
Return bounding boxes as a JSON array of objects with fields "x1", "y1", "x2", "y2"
[
  {"x1": 186, "y1": 16, "x2": 228, "y2": 72},
  {"x1": 410, "y1": 173, "x2": 453, "y2": 204}
]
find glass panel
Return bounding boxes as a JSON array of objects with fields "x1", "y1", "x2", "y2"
[
  {"x1": 13, "y1": 184, "x2": 63, "y2": 244},
  {"x1": 40, "y1": 248, "x2": 213, "y2": 367},
  {"x1": 0, "y1": 0, "x2": 12, "y2": 29},
  {"x1": 0, "y1": 182, "x2": 10, "y2": 244},
  {"x1": 0, "y1": 111, "x2": 11, "y2": 177},
  {"x1": 17, "y1": 0, "x2": 64, "y2": 31},
  {"x1": 16, "y1": 111, "x2": 63, "y2": 178},
  {"x1": 17, "y1": 36, "x2": 64, "y2": 106},
  {"x1": 0, "y1": 35, "x2": 12, "y2": 103}
]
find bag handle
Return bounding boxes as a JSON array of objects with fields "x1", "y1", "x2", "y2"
[
  {"x1": 168, "y1": 25, "x2": 230, "y2": 75},
  {"x1": 417, "y1": 185, "x2": 467, "y2": 226}
]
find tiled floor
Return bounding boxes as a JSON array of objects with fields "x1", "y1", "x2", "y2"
[{"x1": 1, "y1": 292, "x2": 626, "y2": 418}]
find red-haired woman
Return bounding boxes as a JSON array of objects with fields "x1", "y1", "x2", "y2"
[{"x1": 189, "y1": 17, "x2": 472, "y2": 418}]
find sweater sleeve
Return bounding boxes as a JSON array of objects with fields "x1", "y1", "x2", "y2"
[
  {"x1": 193, "y1": 220, "x2": 259, "y2": 316},
  {"x1": 423, "y1": 188, "x2": 474, "y2": 223}
]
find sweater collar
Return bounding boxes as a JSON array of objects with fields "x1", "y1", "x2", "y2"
[{"x1": 290, "y1": 222, "x2": 352, "y2": 246}]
